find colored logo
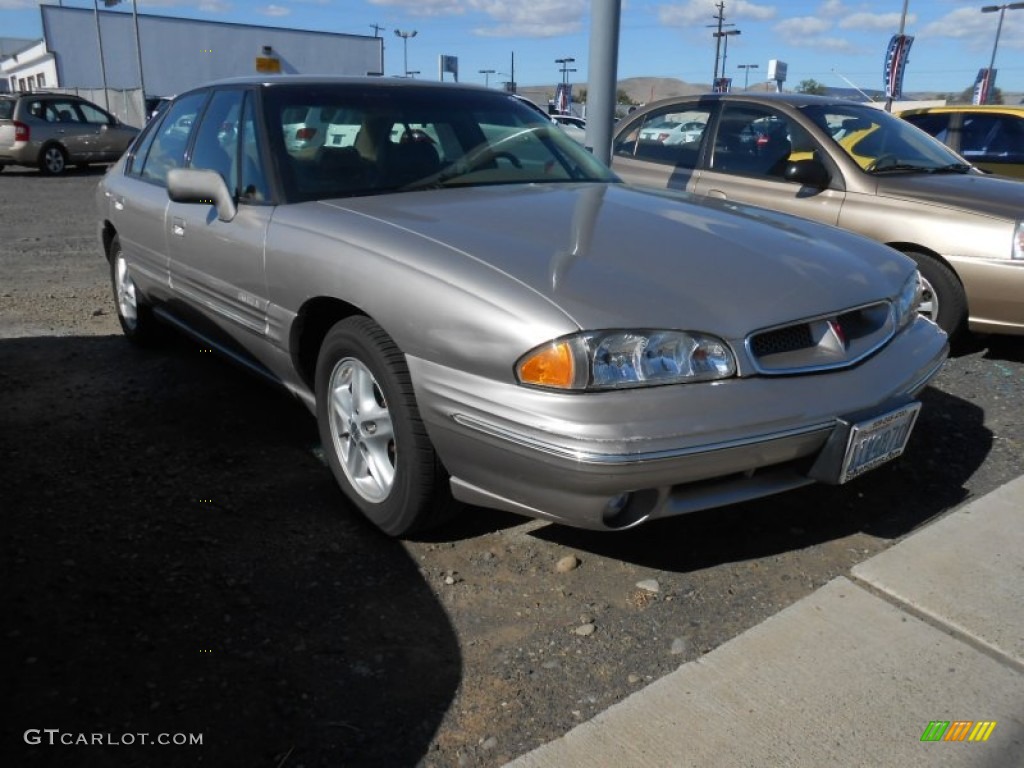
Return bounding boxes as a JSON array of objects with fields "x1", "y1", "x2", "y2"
[{"x1": 921, "y1": 721, "x2": 997, "y2": 742}]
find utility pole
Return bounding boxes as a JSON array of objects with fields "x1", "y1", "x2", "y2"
[{"x1": 707, "y1": 2, "x2": 735, "y2": 84}]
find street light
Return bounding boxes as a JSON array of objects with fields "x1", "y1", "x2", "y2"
[
  {"x1": 405, "y1": 70, "x2": 420, "y2": 79},
  {"x1": 555, "y1": 57, "x2": 576, "y2": 85},
  {"x1": 981, "y1": 3, "x2": 1024, "y2": 103},
  {"x1": 736, "y1": 63, "x2": 758, "y2": 90},
  {"x1": 393, "y1": 29, "x2": 417, "y2": 78},
  {"x1": 478, "y1": 68, "x2": 496, "y2": 87},
  {"x1": 713, "y1": 29, "x2": 741, "y2": 83}
]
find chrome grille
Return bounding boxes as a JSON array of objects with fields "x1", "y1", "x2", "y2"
[{"x1": 747, "y1": 301, "x2": 895, "y2": 374}]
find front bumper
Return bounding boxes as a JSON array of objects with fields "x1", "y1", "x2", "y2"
[{"x1": 410, "y1": 317, "x2": 948, "y2": 530}]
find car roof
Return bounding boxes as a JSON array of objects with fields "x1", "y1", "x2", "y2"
[
  {"x1": 623, "y1": 91, "x2": 885, "y2": 121},
  {"x1": 897, "y1": 104, "x2": 1024, "y2": 116},
  {"x1": 185, "y1": 74, "x2": 493, "y2": 94}
]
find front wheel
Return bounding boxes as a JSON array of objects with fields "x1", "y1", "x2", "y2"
[
  {"x1": 109, "y1": 235, "x2": 158, "y2": 344},
  {"x1": 904, "y1": 251, "x2": 967, "y2": 338},
  {"x1": 315, "y1": 316, "x2": 457, "y2": 536}
]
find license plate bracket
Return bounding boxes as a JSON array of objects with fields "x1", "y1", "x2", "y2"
[
  {"x1": 838, "y1": 402, "x2": 921, "y2": 484},
  {"x1": 807, "y1": 399, "x2": 921, "y2": 485}
]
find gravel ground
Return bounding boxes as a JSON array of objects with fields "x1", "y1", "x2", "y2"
[{"x1": 2, "y1": 167, "x2": 1022, "y2": 767}]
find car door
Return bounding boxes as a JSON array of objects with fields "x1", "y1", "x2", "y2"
[
  {"x1": 690, "y1": 102, "x2": 845, "y2": 226},
  {"x1": 104, "y1": 91, "x2": 209, "y2": 299},
  {"x1": 166, "y1": 88, "x2": 274, "y2": 343},
  {"x1": 75, "y1": 100, "x2": 137, "y2": 161},
  {"x1": 611, "y1": 101, "x2": 714, "y2": 192}
]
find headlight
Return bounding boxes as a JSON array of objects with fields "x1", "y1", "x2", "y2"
[
  {"x1": 516, "y1": 330, "x2": 736, "y2": 391},
  {"x1": 1013, "y1": 221, "x2": 1023, "y2": 261},
  {"x1": 893, "y1": 271, "x2": 922, "y2": 330}
]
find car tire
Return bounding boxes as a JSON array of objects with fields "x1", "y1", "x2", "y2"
[
  {"x1": 904, "y1": 251, "x2": 967, "y2": 338},
  {"x1": 39, "y1": 143, "x2": 68, "y2": 176},
  {"x1": 109, "y1": 235, "x2": 158, "y2": 344},
  {"x1": 315, "y1": 316, "x2": 457, "y2": 537}
]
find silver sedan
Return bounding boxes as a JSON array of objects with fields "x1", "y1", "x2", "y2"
[{"x1": 96, "y1": 77, "x2": 947, "y2": 536}]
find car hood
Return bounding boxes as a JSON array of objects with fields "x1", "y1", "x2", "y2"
[
  {"x1": 875, "y1": 171, "x2": 1024, "y2": 220},
  {"x1": 319, "y1": 183, "x2": 910, "y2": 337}
]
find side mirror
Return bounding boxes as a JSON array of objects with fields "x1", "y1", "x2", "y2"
[
  {"x1": 167, "y1": 168, "x2": 237, "y2": 222},
  {"x1": 784, "y1": 159, "x2": 830, "y2": 189}
]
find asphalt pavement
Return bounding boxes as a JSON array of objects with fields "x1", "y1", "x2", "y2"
[{"x1": 506, "y1": 474, "x2": 1024, "y2": 768}]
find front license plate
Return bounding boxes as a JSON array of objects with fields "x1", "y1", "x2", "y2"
[{"x1": 838, "y1": 402, "x2": 921, "y2": 484}]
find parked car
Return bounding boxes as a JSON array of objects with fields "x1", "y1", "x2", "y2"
[
  {"x1": 897, "y1": 104, "x2": 1024, "y2": 179},
  {"x1": 97, "y1": 77, "x2": 947, "y2": 536},
  {"x1": 612, "y1": 93, "x2": 1024, "y2": 338},
  {"x1": 551, "y1": 113, "x2": 586, "y2": 143},
  {"x1": 0, "y1": 92, "x2": 139, "y2": 175}
]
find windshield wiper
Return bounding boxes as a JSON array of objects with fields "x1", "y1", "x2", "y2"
[{"x1": 929, "y1": 163, "x2": 972, "y2": 174}]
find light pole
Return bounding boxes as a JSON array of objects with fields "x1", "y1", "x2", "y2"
[
  {"x1": 103, "y1": 0, "x2": 146, "y2": 104},
  {"x1": 555, "y1": 57, "x2": 576, "y2": 85},
  {"x1": 981, "y1": 3, "x2": 1024, "y2": 103},
  {"x1": 405, "y1": 70, "x2": 420, "y2": 79},
  {"x1": 714, "y1": 29, "x2": 740, "y2": 85},
  {"x1": 92, "y1": 0, "x2": 111, "y2": 110},
  {"x1": 478, "y1": 69, "x2": 496, "y2": 87},
  {"x1": 393, "y1": 29, "x2": 417, "y2": 78},
  {"x1": 736, "y1": 63, "x2": 758, "y2": 90}
]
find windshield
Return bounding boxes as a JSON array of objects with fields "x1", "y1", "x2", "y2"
[
  {"x1": 263, "y1": 84, "x2": 616, "y2": 202},
  {"x1": 799, "y1": 103, "x2": 970, "y2": 173}
]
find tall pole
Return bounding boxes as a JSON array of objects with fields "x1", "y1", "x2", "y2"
[
  {"x1": 92, "y1": 0, "x2": 110, "y2": 110},
  {"x1": 130, "y1": 0, "x2": 145, "y2": 98},
  {"x1": 586, "y1": 0, "x2": 621, "y2": 163},
  {"x1": 394, "y1": 29, "x2": 417, "y2": 78},
  {"x1": 981, "y1": 4, "x2": 1024, "y2": 103},
  {"x1": 883, "y1": 0, "x2": 910, "y2": 111},
  {"x1": 707, "y1": 2, "x2": 734, "y2": 84}
]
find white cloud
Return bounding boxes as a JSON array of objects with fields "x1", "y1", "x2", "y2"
[
  {"x1": 658, "y1": 0, "x2": 775, "y2": 26},
  {"x1": 839, "y1": 12, "x2": 916, "y2": 32},
  {"x1": 367, "y1": 0, "x2": 467, "y2": 17},
  {"x1": 772, "y1": 16, "x2": 857, "y2": 53},
  {"x1": 470, "y1": 0, "x2": 586, "y2": 37},
  {"x1": 259, "y1": 4, "x2": 290, "y2": 16},
  {"x1": 922, "y1": 7, "x2": 1024, "y2": 50}
]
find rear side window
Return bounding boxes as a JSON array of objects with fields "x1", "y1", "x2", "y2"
[
  {"x1": 137, "y1": 91, "x2": 208, "y2": 185},
  {"x1": 960, "y1": 113, "x2": 1024, "y2": 161},
  {"x1": 77, "y1": 101, "x2": 113, "y2": 126},
  {"x1": 613, "y1": 105, "x2": 712, "y2": 170},
  {"x1": 0, "y1": 100, "x2": 13, "y2": 120}
]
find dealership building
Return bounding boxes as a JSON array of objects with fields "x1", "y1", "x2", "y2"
[{"x1": 1, "y1": 5, "x2": 382, "y2": 118}]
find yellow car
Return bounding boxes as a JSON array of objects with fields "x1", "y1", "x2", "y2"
[{"x1": 898, "y1": 105, "x2": 1024, "y2": 179}]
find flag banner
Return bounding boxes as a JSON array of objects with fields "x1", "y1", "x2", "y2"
[
  {"x1": 883, "y1": 34, "x2": 914, "y2": 100},
  {"x1": 555, "y1": 83, "x2": 572, "y2": 115},
  {"x1": 972, "y1": 68, "x2": 995, "y2": 105}
]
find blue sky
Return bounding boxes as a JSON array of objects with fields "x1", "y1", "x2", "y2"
[{"x1": 3, "y1": 1, "x2": 1023, "y2": 94}]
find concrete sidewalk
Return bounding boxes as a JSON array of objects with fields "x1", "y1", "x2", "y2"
[{"x1": 506, "y1": 476, "x2": 1024, "y2": 768}]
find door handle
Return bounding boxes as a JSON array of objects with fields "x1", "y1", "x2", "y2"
[
  {"x1": 707, "y1": 190, "x2": 727, "y2": 199},
  {"x1": 172, "y1": 217, "x2": 186, "y2": 237}
]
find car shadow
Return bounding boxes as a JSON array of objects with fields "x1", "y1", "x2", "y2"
[
  {"x1": 0, "y1": 165, "x2": 110, "y2": 178},
  {"x1": 527, "y1": 386, "x2": 990, "y2": 574},
  {"x1": 2, "y1": 335, "x2": 461, "y2": 767}
]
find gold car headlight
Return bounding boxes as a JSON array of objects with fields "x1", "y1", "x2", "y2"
[{"x1": 516, "y1": 330, "x2": 737, "y2": 391}]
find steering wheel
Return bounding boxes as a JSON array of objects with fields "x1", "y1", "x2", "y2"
[{"x1": 865, "y1": 153, "x2": 899, "y2": 172}]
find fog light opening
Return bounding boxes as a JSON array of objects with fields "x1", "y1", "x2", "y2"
[{"x1": 602, "y1": 489, "x2": 658, "y2": 530}]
